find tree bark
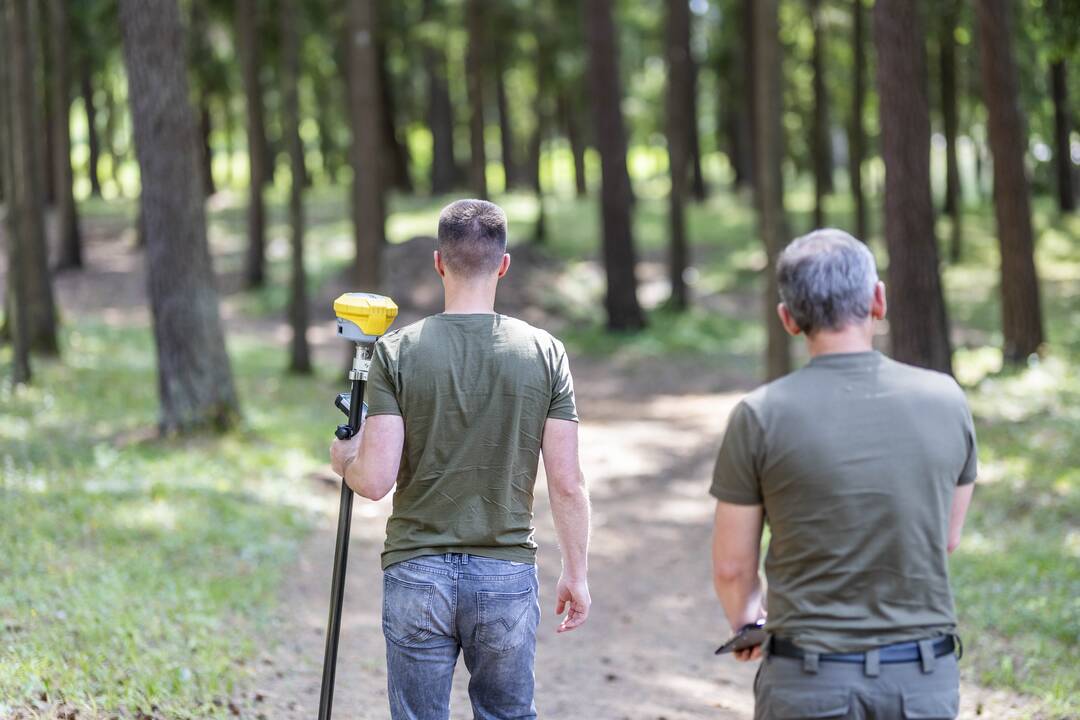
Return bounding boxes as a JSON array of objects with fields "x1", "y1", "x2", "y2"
[
  {"x1": 345, "y1": 0, "x2": 385, "y2": 288},
  {"x1": 809, "y1": 0, "x2": 832, "y2": 227},
  {"x1": 849, "y1": 0, "x2": 867, "y2": 240},
  {"x1": 1050, "y1": 60, "x2": 1075, "y2": 212},
  {"x1": 36, "y1": 4, "x2": 56, "y2": 207},
  {"x1": 48, "y1": 0, "x2": 82, "y2": 270},
  {"x1": 584, "y1": 0, "x2": 644, "y2": 331},
  {"x1": 236, "y1": 0, "x2": 266, "y2": 288},
  {"x1": 280, "y1": 0, "x2": 310, "y2": 374},
  {"x1": 119, "y1": 0, "x2": 239, "y2": 433},
  {"x1": 530, "y1": 30, "x2": 549, "y2": 243},
  {"x1": 975, "y1": 0, "x2": 1044, "y2": 362},
  {"x1": 873, "y1": 0, "x2": 953, "y2": 374},
  {"x1": 79, "y1": 63, "x2": 102, "y2": 197},
  {"x1": 940, "y1": 0, "x2": 963, "y2": 261},
  {"x1": 559, "y1": 87, "x2": 588, "y2": 197},
  {"x1": 752, "y1": 0, "x2": 791, "y2": 379},
  {"x1": 719, "y1": 0, "x2": 754, "y2": 190},
  {"x1": 423, "y1": 0, "x2": 456, "y2": 194},
  {"x1": 666, "y1": 0, "x2": 692, "y2": 310},
  {"x1": 465, "y1": 0, "x2": 487, "y2": 198},
  {"x1": 189, "y1": 0, "x2": 216, "y2": 197},
  {"x1": 378, "y1": 40, "x2": 412, "y2": 193},
  {"x1": 687, "y1": 57, "x2": 706, "y2": 201},
  {"x1": 495, "y1": 42, "x2": 518, "y2": 190},
  {"x1": 1, "y1": 0, "x2": 32, "y2": 381}
]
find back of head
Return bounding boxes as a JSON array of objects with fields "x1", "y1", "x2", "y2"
[
  {"x1": 776, "y1": 229, "x2": 879, "y2": 335},
  {"x1": 437, "y1": 199, "x2": 508, "y2": 278}
]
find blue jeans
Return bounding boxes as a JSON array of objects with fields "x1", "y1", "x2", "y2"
[{"x1": 383, "y1": 553, "x2": 540, "y2": 720}]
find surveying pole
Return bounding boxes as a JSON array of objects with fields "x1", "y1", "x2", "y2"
[{"x1": 319, "y1": 292, "x2": 398, "y2": 720}]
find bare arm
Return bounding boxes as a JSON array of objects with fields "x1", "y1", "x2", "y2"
[
  {"x1": 329, "y1": 415, "x2": 404, "y2": 501},
  {"x1": 947, "y1": 483, "x2": 975, "y2": 554},
  {"x1": 712, "y1": 501, "x2": 766, "y2": 660},
  {"x1": 542, "y1": 417, "x2": 591, "y2": 633}
]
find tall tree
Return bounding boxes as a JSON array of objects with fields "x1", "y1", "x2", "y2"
[
  {"x1": 874, "y1": 0, "x2": 952, "y2": 374},
  {"x1": 666, "y1": 0, "x2": 692, "y2": 309},
  {"x1": 1048, "y1": 0, "x2": 1075, "y2": 213},
  {"x1": 422, "y1": 0, "x2": 456, "y2": 194},
  {"x1": 280, "y1": 0, "x2": 310, "y2": 374},
  {"x1": 558, "y1": 86, "x2": 588, "y2": 197},
  {"x1": 236, "y1": 0, "x2": 267, "y2": 288},
  {"x1": 975, "y1": 0, "x2": 1044, "y2": 362},
  {"x1": 752, "y1": 0, "x2": 791, "y2": 379},
  {"x1": 79, "y1": 67, "x2": 103, "y2": 197},
  {"x1": 718, "y1": 0, "x2": 754, "y2": 190},
  {"x1": 584, "y1": 0, "x2": 645, "y2": 331},
  {"x1": 465, "y1": 0, "x2": 488, "y2": 198},
  {"x1": 939, "y1": 0, "x2": 963, "y2": 260},
  {"x1": 809, "y1": 0, "x2": 832, "y2": 228},
  {"x1": 48, "y1": 0, "x2": 82, "y2": 270},
  {"x1": 849, "y1": 0, "x2": 867, "y2": 240},
  {"x1": 495, "y1": 40, "x2": 519, "y2": 189},
  {"x1": 377, "y1": 40, "x2": 413, "y2": 192},
  {"x1": 687, "y1": 59, "x2": 706, "y2": 201},
  {"x1": 119, "y1": 0, "x2": 239, "y2": 433},
  {"x1": 345, "y1": 0, "x2": 385, "y2": 287},
  {"x1": 189, "y1": 0, "x2": 216, "y2": 197},
  {"x1": 1, "y1": 0, "x2": 33, "y2": 381}
]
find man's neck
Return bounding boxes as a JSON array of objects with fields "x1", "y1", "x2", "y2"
[
  {"x1": 443, "y1": 279, "x2": 498, "y2": 314},
  {"x1": 805, "y1": 323, "x2": 875, "y2": 358}
]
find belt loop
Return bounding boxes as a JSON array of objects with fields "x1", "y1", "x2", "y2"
[
  {"x1": 802, "y1": 651, "x2": 820, "y2": 674},
  {"x1": 918, "y1": 639, "x2": 936, "y2": 674},
  {"x1": 461, "y1": 553, "x2": 470, "y2": 565},
  {"x1": 864, "y1": 649, "x2": 880, "y2": 678},
  {"x1": 444, "y1": 553, "x2": 452, "y2": 563}
]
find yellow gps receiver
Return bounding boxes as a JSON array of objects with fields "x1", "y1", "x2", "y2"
[{"x1": 333, "y1": 293, "x2": 398, "y2": 344}]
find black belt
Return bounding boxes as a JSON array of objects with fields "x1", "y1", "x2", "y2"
[{"x1": 769, "y1": 635, "x2": 958, "y2": 665}]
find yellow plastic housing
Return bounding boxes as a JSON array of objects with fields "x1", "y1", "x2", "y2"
[{"x1": 333, "y1": 293, "x2": 399, "y2": 343}]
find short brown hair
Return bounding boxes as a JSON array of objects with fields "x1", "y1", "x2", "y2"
[{"x1": 436, "y1": 199, "x2": 507, "y2": 277}]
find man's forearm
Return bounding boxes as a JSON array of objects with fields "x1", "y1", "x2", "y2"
[
  {"x1": 714, "y1": 569, "x2": 764, "y2": 631},
  {"x1": 549, "y1": 473, "x2": 590, "y2": 578}
]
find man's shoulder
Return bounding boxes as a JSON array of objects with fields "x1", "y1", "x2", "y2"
[
  {"x1": 879, "y1": 355, "x2": 966, "y2": 401},
  {"x1": 494, "y1": 314, "x2": 565, "y2": 349}
]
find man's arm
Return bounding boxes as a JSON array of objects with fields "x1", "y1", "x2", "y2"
[
  {"x1": 712, "y1": 501, "x2": 766, "y2": 660},
  {"x1": 947, "y1": 483, "x2": 974, "y2": 554},
  {"x1": 542, "y1": 417, "x2": 591, "y2": 633},
  {"x1": 329, "y1": 415, "x2": 405, "y2": 501}
]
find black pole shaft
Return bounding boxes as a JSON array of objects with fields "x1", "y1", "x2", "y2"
[{"x1": 318, "y1": 373, "x2": 366, "y2": 720}]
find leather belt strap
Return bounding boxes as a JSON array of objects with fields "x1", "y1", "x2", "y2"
[{"x1": 769, "y1": 635, "x2": 957, "y2": 665}]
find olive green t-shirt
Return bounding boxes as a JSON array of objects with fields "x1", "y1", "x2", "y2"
[
  {"x1": 366, "y1": 313, "x2": 578, "y2": 569},
  {"x1": 711, "y1": 351, "x2": 977, "y2": 653}
]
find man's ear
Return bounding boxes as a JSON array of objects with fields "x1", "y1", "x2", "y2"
[
  {"x1": 433, "y1": 250, "x2": 447, "y2": 278},
  {"x1": 871, "y1": 281, "x2": 887, "y2": 320},
  {"x1": 777, "y1": 304, "x2": 802, "y2": 337},
  {"x1": 496, "y1": 253, "x2": 511, "y2": 278}
]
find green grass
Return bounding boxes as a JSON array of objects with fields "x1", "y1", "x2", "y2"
[{"x1": 0, "y1": 325, "x2": 341, "y2": 717}]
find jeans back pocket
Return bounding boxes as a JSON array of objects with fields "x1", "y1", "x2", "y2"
[
  {"x1": 383, "y1": 574, "x2": 435, "y2": 647},
  {"x1": 476, "y1": 588, "x2": 536, "y2": 653}
]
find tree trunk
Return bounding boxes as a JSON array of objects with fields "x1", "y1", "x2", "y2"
[
  {"x1": 119, "y1": 0, "x2": 239, "y2": 433},
  {"x1": 198, "y1": 98, "x2": 215, "y2": 196},
  {"x1": 687, "y1": 58, "x2": 706, "y2": 201},
  {"x1": 584, "y1": 0, "x2": 644, "y2": 331},
  {"x1": 80, "y1": 66, "x2": 102, "y2": 197},
  {"x1": 530, "y1": 32, "x2": 549, "y2": 243},
  {"x1": 48, "y1": 0, "x2": 82, "y2": 270},
  {"x1": 752, "y1": 0, "x2": 791, "y2": 379},
  {"x1": 465, "y1": 0, "x2": 487, "y2": 198},
  {"x1": 1, "y1": 0, "x2": 33, "y2": 381},
  {"x1": 280, "y1": 0, "x2": 310, "y2": 374},
  {"x1": 975, "y1": 0, "x2": 1044, "y2": 362},
  {"x1": 495, "y1": 43, "x2": 518, "y2": 190},
  {"x1": 719, "y1": 0, "x2": 754, "y2": 190},
  {"x1": 378, "y1": 40, "x2": 412, "y2": 193},
  {"x1": 809, "y1": 0, "x2": 832, "y2": 227},
  {"x1": 189, "y1": 0, "x2": 216, "y2": 197},
  {"x1": 423, "y1": 0, "x2": 456, "y2": 195},
  {"x1": 666, "y1": 0, "x2": 691, "y2": 310},
  {"x1": 346, "y1": 0, "x2": 385, "y2": 288},
  {"x1": 1050, "y1": 60, "x2": 1075, "y2": 212},
  {"x1": 103, "y1": 81, "x2": 124, "y2": 194},
  {"x1": 559, "y1": 87, "x2": 588, "y2": 197},
  {"x1": 940, "y1": 0, "x2": 962, "y2": 261},
  {"x1": 873, "y1": 0, "x2": 953, "y2": 374},
  {"x1": 36, "y1": 4, "x2": 56, "y2": 208},
  {"x1": 849, "y1": 0, "x2": 867, "y2": 240},
  {"x1": 236, "y1": 0, "x2": 266, "y2": 288}
]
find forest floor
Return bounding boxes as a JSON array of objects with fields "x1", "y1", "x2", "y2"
[{"x1": 1, "y1": 189, "x2": 1075, "y2": 718}]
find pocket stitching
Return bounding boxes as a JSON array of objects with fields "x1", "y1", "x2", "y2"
[
  {"x1": 476, "y1": 588, "x2": 535, "y2": 653},
  {"x1": 383, "y1": 574, "x2": 435, "y2": 647}
]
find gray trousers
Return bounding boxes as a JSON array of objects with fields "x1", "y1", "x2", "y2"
[{"x1": 753, "y1": 646, "x2": 960, "y2": 719}]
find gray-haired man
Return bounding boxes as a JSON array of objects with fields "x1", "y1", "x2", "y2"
[{"x1": 710, "y1": 229, "x2": 976, "y2": 719}]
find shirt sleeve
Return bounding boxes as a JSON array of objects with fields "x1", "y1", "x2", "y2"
[
  {"x1": 364, "y1": 340, "x2": 402, "y2": 417},
  {"x1": 958, "y1": 400, "x2": 978, "y2": 486},
  {"x1": 710, "y1": 401, "x2": 765, "y2": 505},
  {"x1": 547, "y1": 341, "x2": 579, "y2": 422}
]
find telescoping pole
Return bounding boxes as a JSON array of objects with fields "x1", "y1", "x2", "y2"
[{"x1": 318, "y1": 343, "x2": 371, "y2": 720}]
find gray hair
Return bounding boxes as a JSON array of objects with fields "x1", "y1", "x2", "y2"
[
  {"x1": 776, "y1": 229, "x2": 879, "y2": 335},
  {"x1": 437, "y1": 199, "x2": 508, "y2": 277}
]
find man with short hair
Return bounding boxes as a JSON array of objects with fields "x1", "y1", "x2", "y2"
[
  {"x1": 710, "y1": 229, "x2": 976, "y2": 719},
  {"x1": 330, "y1": 199, "x2": 591, "y2": 720}
]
